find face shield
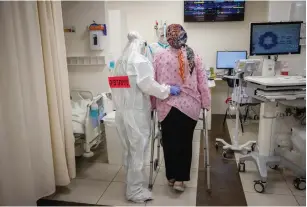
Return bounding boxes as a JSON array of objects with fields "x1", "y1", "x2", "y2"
[{"x1": 156, "y1": 23, "x2": 168, "y2": 45}]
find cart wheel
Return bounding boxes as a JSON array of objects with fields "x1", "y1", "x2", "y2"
[
  {"x1": 254, "y1": 180, "x2": 266, "y2": 193},
  {"x1": 215, "y1": 142, "x2": 219, "y2": 150},
  {"x1": 222, "y1": 150, "x2": 228, "y2": 158},
  {"x1": 254, "y1": 115, "x2": 259, "y2": 120},
  {"x1": 83, "y1": 151, "x2": 94, "y2": 158},
  {"x1": 251, "y1": 143, "x2": 256, "y2": 152},
  {"x1": 238, "y1": 162, "x2": 246, "y2": 172},
  {"x1": 154, "y1": 159, "x2": 159, "y2": 171},
  {"x1": 269, "y1": 165, "x2": 279, "y2": 170},
  {"x1": 294, "y1": 178, "x2": 306, "y2": 190}
]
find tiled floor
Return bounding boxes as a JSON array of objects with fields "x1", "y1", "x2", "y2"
[
  {"x1": 48, "y1": 124, "x2": 201, "y2": 206},
  {"x1": 45, "y1": 117, "x2": 305, "y2": 206},
  {"x1": 227, "y1": 119, "x2": 306, "y2": 206}
]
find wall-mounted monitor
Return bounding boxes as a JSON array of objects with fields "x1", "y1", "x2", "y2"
[
  {"x1": 216, "y1": 51, "x2": 247, "y2": 70},
  {"x1": 250, "y1": 22, "x2": 302, "y2": 56},
  {"x1": 184, "y1": 1, "x2": 245, "y2": 22}
]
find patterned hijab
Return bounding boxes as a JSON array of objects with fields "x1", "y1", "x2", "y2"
[{"x1": 166, "y1": 24, "x2": 195, "y2": 82}]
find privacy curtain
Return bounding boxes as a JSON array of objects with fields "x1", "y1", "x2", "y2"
[
  {"x1": 0, "y1": 1, "x2": 75, "y2": 205},
  {"x1": 37, "y1": 1, "x2": 76, "y2": 185}
]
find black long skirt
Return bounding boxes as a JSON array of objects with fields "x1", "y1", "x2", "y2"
[{"x1": 161, "y1": 107, "x2": 197, "y2": 181}]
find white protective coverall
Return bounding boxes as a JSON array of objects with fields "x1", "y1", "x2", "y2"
[{"x1": 111, "y1": 31, "x2": 171, "y2": 203}]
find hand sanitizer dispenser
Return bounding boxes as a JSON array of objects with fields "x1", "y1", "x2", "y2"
[{"x1": 88, "y1": 22, "x2": 107, "y2": 51}]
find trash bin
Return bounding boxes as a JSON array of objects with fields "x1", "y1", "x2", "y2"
[{"x1": 103, "y1": 111, "x2": 123, "y2": 165}]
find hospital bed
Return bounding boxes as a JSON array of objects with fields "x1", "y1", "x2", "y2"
[{"x1": 70, "y1": 90, "x2": 105, "y2": 158}]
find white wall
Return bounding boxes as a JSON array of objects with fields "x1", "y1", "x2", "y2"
[
  {"x1": 106, "y1": 1, "x2": 268, "y2": 69},
  {"x1": 62, "y1": 1, "x2": 110, "y2": 95},
  {"x1": 268, "y1": 1, "x2": 306, "y2": 76},
  {"x1": 105, "y1": 1, "x2": 268, "y2": 114}
]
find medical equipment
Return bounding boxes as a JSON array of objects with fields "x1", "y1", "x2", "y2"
[
  {"x1": 238, "y1": 75, "x2": 306, "y2": 193},
  {"x1": 216, "y1": 59, "x2": 262, "y2": 157},
  {"x1": 216, "y1": 51, "x2": 247, "y2": 70},
  {"x1": 149, "y1": 21, "x2": 169, "y2": 57},
  {"x1": 250, "y1": 22, "x2": 302, "y2": 56},
  {"x1": 154, "y1": 20, "x2": 167, "y2": 43},
  {"x1": 148, "y1": 109, "x2": 211, "y2": 192},
  {"x1": 184, "y1": 1, "x2": 246, "y2": 22},
  {"x1": 71, "y1": 90, "x2": 105, "y2": 157}
]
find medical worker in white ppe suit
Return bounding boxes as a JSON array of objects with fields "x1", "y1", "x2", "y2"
[{"x1": 110, "y1": 31, "x2": 181, "y2": 203}]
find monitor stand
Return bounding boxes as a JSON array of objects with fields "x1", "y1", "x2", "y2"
[
  {"x1": 227, "y1": 69, "x2": 233, "y2": 76},
  {"x1": 262, "y1": 58, "x2": 276, "y2": 76}
]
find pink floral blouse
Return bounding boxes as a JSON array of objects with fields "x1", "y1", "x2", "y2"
[{"x1": 152, "y1": 47, "x2": 211, "y2": 122}]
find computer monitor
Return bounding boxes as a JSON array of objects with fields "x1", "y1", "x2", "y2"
[
  {"x1": 216, "y1": 51, "x2": 247, "y2": 70},
  {"x1": 250, "y1": 22, "x2": 302, "y2": 56}
]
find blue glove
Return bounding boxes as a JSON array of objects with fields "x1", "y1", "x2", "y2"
[{"x1": 170, "y1": 85, "x2": 181, "y2": 96}]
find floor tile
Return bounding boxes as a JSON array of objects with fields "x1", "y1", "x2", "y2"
[
  {"x1": 113, "y1": 166, "x2": 127, "y2": 183},
  {"x1": 97, "y1": 182, "x2": 145, "y2": 206},
  {"x1": 191, "y1": 153, "x2": 199, "y2": 169},
  {"x1": 238, "y1": 160, "x2": 282, "y2": 174},
  {"x1": 113, "y1": 166, "x2": 154, "y2": 186},
  {"x1": 77, "y1": 162, "x2": 121, "y2": 181},
  {"x1": 155, "y1": 168, "x2": 198, "y2": 188},
  {"x1": 195, "y1": 120, "x2": 203, "y2": 130},
  {"x1": 241, "y1": 175, "x2": 292, "y2": 195},
  {"x1": 239, "y1": 168, "x2": 293, "y2": 195},
  {"x1": 160, "y1": 158, "x2": 165, "y2": 167},
  {"x1": 295, "y1": 196, "x2": 306, "y2": 206},
  {"x1": 239, "y1": 168, "x2": 283, "y2": 181},
  {"x1": 244, "y1": 192, "x2": 299, "y2": 206},
  {"x1": 144, "y1": 139, "x2": 163, "y2": 166},
  {"x1": 144, "y1": 151, "x2": 164, "y2": 167},
  {"x1": 283, "y1": 170, "x2": 306, "y2": 197},
  {"x1": 193, "y1": 141, "x2": 200, "y2": 154},
  {"x1": 229, "y1": 130, "x2": 257, "y2": 144},
  {"x1": 43, "y1": 193, "x2": 56, "y2": 200},
  {"x1": 226, "y1": 119, "x2": 258, "y2": 145},
  {"x1": 226, "y1": 119, "x2": 235, "y2": 129},
  {"x1": 193, "y1": 130, "x2": 201, "y2": 142},
  {"x1": 146, "y1": 185, "x2": 197, "y2": 206},
  {"x1": 53, "y1": 179, "x2": 109, "y2": 204}
]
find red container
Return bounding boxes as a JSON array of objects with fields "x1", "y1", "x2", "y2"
[{"x1": 281, "y1": 71, "x2": 289, "y2": 76}]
